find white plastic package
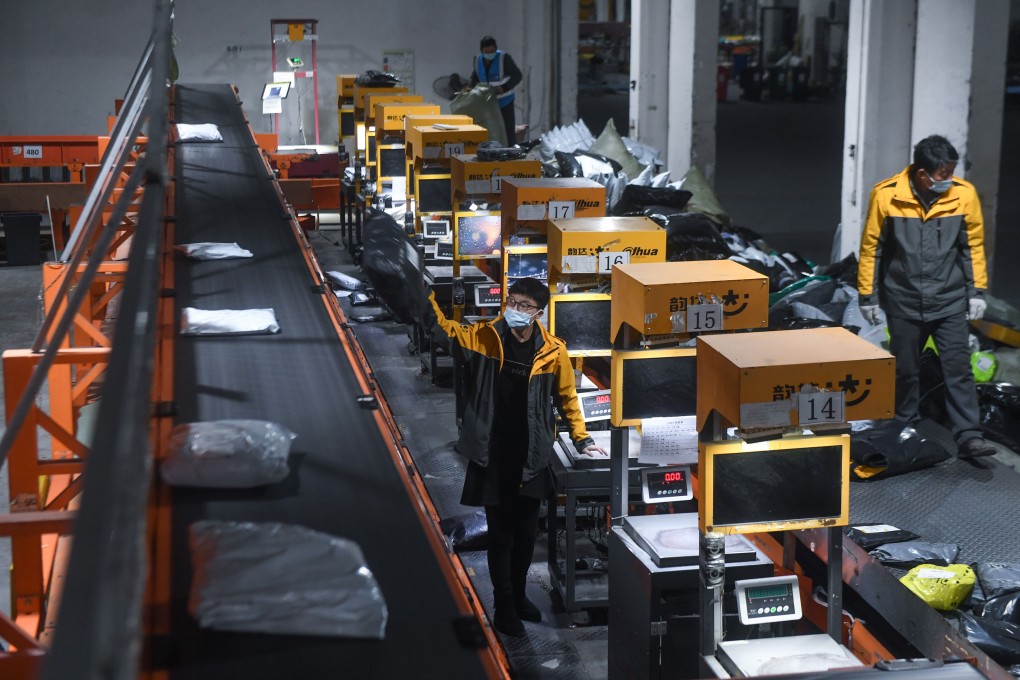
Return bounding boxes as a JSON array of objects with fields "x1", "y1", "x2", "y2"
[
  {"x1": 176, "y1": 123, "x2": 223, "y2": 142},
  {"x1": 161, "y1": 420, "x2": 294, "y2": 488},
  {"x1": 180, "y1": 307, "x2": 280, "y2": 335},
  {"x1": 189, "y1": 521, "x2": 388, "y2": 638},
  {"x1": 176, "y1": 242, "x2": 253, "y2": 260},
  {"x1": 326, "y1": 270, "x2": 366, "y2": 291}
]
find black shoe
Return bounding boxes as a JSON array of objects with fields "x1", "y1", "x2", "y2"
[
  {"x1": 959, "y1": 437, "x2": 996, "y2": 458},
  {"x1": 493, "y1": 608, "x2": 526, "y2": 637},
  {"x1": 517, "y1": 596, "x2": 541, "y2": 623}
]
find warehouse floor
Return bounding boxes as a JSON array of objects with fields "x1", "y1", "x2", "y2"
[{"x1": 1, "y1": 94, "x2": 1020, "y2": 673}]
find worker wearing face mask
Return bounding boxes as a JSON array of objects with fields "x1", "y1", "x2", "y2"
[
  {"x1": 423, "y1": 277, "x2": 606, "y2": 637},
  {"x1": 468, "y1": 35, "x2": 522, "y2": 145},
  {"x1": 858, "y1": 134, "x2": 995, "y2": 459}
]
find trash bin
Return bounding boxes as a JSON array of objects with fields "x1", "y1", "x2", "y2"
[
  {"x1": 767, "y1": 66, "x2": 788, "y2": 101},
  {"x1": 792, "y1": 65, "x2": 810, "y2": 101},
  {"x1": 740, "y1": 66, "x2": 763, "y2": 102},
  {"x1": 1, "y1": 212, "x2": 43, "y2": 266},
  {"x1": 716, "y1": 64, "x2": 732, "y2": 103}
]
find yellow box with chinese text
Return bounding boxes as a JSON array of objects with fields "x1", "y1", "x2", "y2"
[
  {"x1": 696, "y1": 328, "x2": 895, "y2": 431},
  {"x1": 610, "y1": 260, "x2": 768, "y2": 341}
]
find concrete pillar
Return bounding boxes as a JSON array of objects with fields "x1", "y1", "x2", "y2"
[
  {"x1": 837, "y1": 0, "x2": 916, "y2": 259},
  {"x1": 911, "y1": 1, "x2": 975, "y2": 168},
  {"x1": 912, "y1": 0, "x2": 1008, "y2": 272},
  {"x1": 628, "y1": 0, "x2": 670, "y2": 155},
  {"x1": 838, "y1": 0, "x2": 1009, "y2": 266},
  {"x1": 666, "y1": 0, "x2": 720, "y2": 183},
  {"x1": 558, "y1": 0, "x2": 580, "y2": 126}
]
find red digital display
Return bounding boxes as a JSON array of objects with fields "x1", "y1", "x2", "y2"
[
  {"x1": 663, "y1": 471, "x2": 685, "y2": 483},
  {"x1": 490, "y1": 287, "x2": 500, "y2": 295},
  {"x1": 594, "y1": 394, "x2": 610, "y2": 404}
]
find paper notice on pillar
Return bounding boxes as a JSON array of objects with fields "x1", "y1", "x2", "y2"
[
  {"x1": 273, "y1": 71, "x2": 296, "y2": 86},
  {"x1": 637, "y1": 416, "x2": 698, "y2": 465},
  {"x1": 516, "y1": 204, "x2": 546, "y2": 221},
  {"x1": 263, "y1": 97, "x2": 283, "y2": 115},
  {"x1": 739, "y1": 400, "x2": 792, "y2": 428},
  {"x1": 561, "y1": 255, "x2": 597, "y2": 274}
]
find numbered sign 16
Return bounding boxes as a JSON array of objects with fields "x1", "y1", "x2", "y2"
[
  {"x1": 686, "y1": 303, "x2": 723, "y2": 332},
  {"x1": 597, "y1": 250, "x2": 629, "y2": 273},
  {"x1": 798, "y1": 391, "x2": 845, "y2": 426}
]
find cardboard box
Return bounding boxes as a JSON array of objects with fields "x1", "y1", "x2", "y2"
[
  {"x1": 547, "y1": 216, "x2": 665, "y2": 277},
  {"x1": 336, "y1": 74, "x2": 358, "y2": 103},
  {"x1": 363, "y1": 93, "x2": 422, "y2": 127},
  {"x1": 406, "y1": 124, "x2": 488, "y2": 162},
  {"x1": 353, "y1": 85, "x2": 408, "y2": 111},
  {"x1": 501, "y1": 178, "x2": 606, "y2": 241},
  {"x1": 611, "y1": 260, "x2": 769, "y2": 341},
  {"x1": 376, "y1": 102, "x2": 441, "y2": 132},
  {"x1": 450, "y1": 155, "x2": 542, "y2": 198},
  {"x1": 696, "y1": 328, "x2": 895, "y2": 431}
]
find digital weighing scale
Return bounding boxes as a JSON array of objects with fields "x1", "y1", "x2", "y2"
[
  {"x1": 713, "y1": 575, "x2": 863, "y2": 677},
  {"x1": 557, "y1": 429, "x2": 640, "y2": 469},
  {"x1": 622, "y1": 513, "x2": 758, "y2": 569}
]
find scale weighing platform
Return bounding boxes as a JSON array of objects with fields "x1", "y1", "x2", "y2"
[
  {"x1": 716, "y1": 634, "x2": 863, "y2": 677},
  {"x1": 622, "y1": 513, "x2": 758, "y2": 568},
  {"x1": 556, "y1": 429, "x2": 640, "y2": 469}
]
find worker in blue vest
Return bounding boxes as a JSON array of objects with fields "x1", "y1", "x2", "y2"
[{"x1": 468, "y1": 35, "x2": 523, "y2": 145}]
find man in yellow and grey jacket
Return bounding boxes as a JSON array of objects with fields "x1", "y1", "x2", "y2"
[
  {"x1": 423, "y1": 276, "x2": 605, "y2": 637},
  {"x1": 857, "y1": 134, "x2": 995, "y2": 459}
]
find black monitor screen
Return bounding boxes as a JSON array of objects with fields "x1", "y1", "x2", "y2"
[
  {"x1": 418, "y1": 177, "x2": 452, "y2": 212},
  {"x1": 621, "y1": 354, "x2": 696, "y2": 420},
  {"x1": 506, "y1": 252, "x2": 547, "y2": 279},
  {"x1": 379, "y1": 148, "x2": 405, "y2": 177},
  {"x1": 340, "y1": 110, "x2": 355, "y2": 136},
  {"x1": 712, "y1": 445, "x2": 843, "y2": 525},
  {"x1": 553, "y1": 299, "x2": 612, "y2": 352},
  {"x1": 457, "y1": 215, "x2": 501, "y2": 258}
]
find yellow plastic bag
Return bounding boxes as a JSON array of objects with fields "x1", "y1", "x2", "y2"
[{"x1": 900, "y1": 563, "x2": 975, "y2": 611}]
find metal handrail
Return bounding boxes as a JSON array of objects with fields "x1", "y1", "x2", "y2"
[{"x1": 1, "y1": 1, "x2": 171, "y2": 678}]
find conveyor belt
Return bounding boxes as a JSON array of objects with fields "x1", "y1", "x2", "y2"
[{"x1": 168, "y1": 84, "x2": 495, "y2": 679}]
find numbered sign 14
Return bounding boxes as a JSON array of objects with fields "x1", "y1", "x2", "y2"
[{"x1": 798, "y1": 391, "x2": 845, "y2": 426}]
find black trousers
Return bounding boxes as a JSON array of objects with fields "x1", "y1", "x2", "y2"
[
  {"x1": 886, "y1": 312, "x2": 982, "y2": 444},
  {"x1": 485, "y1": 494, "x2": 540, "y2": 606},
  {"x1": 499, "y1": 102, "x2": 516, "y2": 146}
]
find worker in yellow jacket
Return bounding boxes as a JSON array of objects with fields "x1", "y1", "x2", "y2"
[
  {"x1": 424, "y1": 276, "x2": 606, "y2": 637},
  {"x1": 857, "y1": 134, "x2": 995, "y2": 458}
]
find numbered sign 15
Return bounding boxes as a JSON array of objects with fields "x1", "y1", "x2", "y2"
[
  {"x1": 686, "y1": 303, "x2": 723, "y2": 332},
  {"x1": 597, "y1": 250, "x2": 629, "y2": 273},
  {"x1": 798, "y1": 391, "x2": 845, "y2": 426},
  {"x1": 548, "y1": 200, "x2": 575, "y2": 220}
]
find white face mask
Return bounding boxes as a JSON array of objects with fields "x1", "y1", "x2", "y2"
[
  {"x1": 482, "y1": 52, "x2": 496, "y2": 62},
  {"x1": 504, "y1": 306, "x2": 534, "y2": 328}
]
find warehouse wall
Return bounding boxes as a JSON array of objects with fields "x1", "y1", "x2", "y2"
[{"x1": 0, "y1": 0, "x2": 556, "y2": 144}]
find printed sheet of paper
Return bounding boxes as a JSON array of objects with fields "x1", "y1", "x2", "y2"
[{"x1": 638, "y1": 416, "x2": 698, "y2": 465}]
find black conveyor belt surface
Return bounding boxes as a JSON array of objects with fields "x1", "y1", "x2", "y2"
[{"x1": 169, "y1": 84, "x2": 492, "y2": 679}]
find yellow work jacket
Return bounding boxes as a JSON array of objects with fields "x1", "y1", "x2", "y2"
[
  {"x1": 857, "y1": 167, "x2": 988, "y2": 321},
  {"x1": 424, "y1": 291, "x2": 593, "y2": 481}
]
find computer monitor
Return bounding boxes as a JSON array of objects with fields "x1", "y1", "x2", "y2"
[
  {"x1": 503, "y1": 244, "x2": 548, "y2": 281},
  {"x1": 610, "y1": 347, "x2": 697, "y2": 427},
  {"x1": 261, "y1": 82, "x2": 291, "y2": 100},
  {"x1": 416, "y1": 174, "x2": 452, "y2": 213},
  {"x1": 699, "y1": 435, "x2": 849, "y2": 534},
  {"x1": 378, "y1": 145, "x2": 405, "y2": 178},
  {"x1": 455, "y1": 212, "x2": 502, "y2": 259},
  {"x1": 548, "y1": 293, "x2": 612, "y2": 357}
]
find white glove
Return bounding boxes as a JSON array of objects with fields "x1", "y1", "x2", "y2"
[
  {"x1": 859, "y1": 304, "x2": 882, "y2": 326},
  {"x1": 968, "y1": 297, "x2": 987, "y2": 321}
]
